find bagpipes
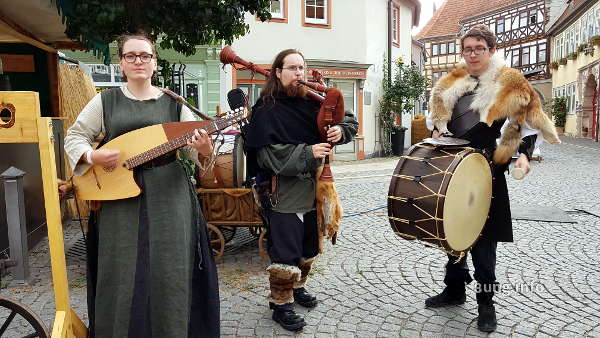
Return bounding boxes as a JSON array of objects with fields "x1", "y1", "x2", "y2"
[{"x1": 220, "y1": 46, "x2": 345, "y2": 250}]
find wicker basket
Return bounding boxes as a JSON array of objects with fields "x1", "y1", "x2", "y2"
[
  {"x1": 197, "y1": 188, "x2": 262, "y2": 224},
  {"x1": 411, "y1": 115, "x2": 430, "y2": 144}
]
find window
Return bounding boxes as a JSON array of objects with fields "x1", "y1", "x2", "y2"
[
  {"x1": 441, "y1": 71, "x2": 448, "y2": 77},
  {"x1": 505, "y1": 17, "x2": 512, "y2": 31},
  {"x1": 530, "y1": 45, "x2": 537, "y2": 64},
  {"x1": 522, "y1": 47, "x2": 530, "y2": 65},
  {"x1": 270, "y1": 0, "x2": 283, "y2": 18},
  {"x1": 512, "y1": 49, "x2": 520, "y2": 67},
  {"x1": 448, "y1": 42, "x2": 455, "y2": 54},
  {"x1": 432, "y1": 44, "x2": 439, "y2": 56},
  {"x1": 440, "y1": 43, "x2": 447, "y2": 55},
  {"x1": 529, "y1": 10, "x2": 537, "y2": 25},
  {"x1": 392, "y1": 4, "x2": 400, "y2": 46},
  {"x1": 304, "y1": 0, "x2": 329, "y2": 26},
  {"x1": 497, "y1": 20, "x2": 505, "y2": 33},
  {"x1": 432, "y1": 72, "x2": 440, "y2": 84},
  {"x1": 520, "y1": 12, "x2": 528, "y2": 27}
]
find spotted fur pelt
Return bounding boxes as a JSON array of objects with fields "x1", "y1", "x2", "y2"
[{"x1": 429, "y1": 54, "x2": 560, "y2": 163}]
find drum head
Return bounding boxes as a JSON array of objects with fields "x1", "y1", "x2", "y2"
[
  {"x1": 232, "y1": 133, "x2": 246, "y2": 187},
  {"x1": 443, "y1": 152, "x2": 492, "y2": 252}
]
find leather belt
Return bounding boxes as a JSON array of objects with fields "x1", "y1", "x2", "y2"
[{"x1": 141, "y1": 152, "x2": 177, "y2": 169}]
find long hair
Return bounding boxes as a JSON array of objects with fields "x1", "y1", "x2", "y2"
[{"x1": 260, "y1": 49, "x2": 306, "y2": 102}]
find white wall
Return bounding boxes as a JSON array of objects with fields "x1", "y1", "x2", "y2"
[{"x1": 222, "y1": 0, "x2": 416, "y2": 156}]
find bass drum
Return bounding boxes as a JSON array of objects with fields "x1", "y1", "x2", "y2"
[
  {"x1": 387, "y1": 142, "x2": 493, "y2": 258},
  {"x1": 199, "y1": 132, "x2": 246, "y2": 188}
]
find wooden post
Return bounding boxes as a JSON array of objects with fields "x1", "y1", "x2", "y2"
[{"x1": 0, "y1": 92, "x2": 87, "y2": 338}]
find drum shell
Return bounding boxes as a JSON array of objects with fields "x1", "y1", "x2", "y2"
[
  {"x1": 388, "y1": 143, "x2": 491, "y2": 256},
  {"x1": 199, "y1": 133, "x2": 246, "y2": 188}
]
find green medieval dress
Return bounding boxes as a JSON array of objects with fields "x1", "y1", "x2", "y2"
[{"x1": 86, "y1": 88, "x2": 219, "y2": 337}]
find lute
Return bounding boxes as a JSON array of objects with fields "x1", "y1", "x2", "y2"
[{"x1": 72, "y1": 107, "x2": 248, "y2": 201}]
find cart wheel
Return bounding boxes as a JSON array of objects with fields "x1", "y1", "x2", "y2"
[
  {"x1": 207, "y1": 224, "x2": 225, "y2": 258},
  {"x1": 0, "y1": 297, "x2": 50, "y2": 338},
  {"x1": 220, "y1": 226, "x2": 237, "y2": 244},
  {"x1": 258, "y1": 228, "x2": 268, "y2": 259},
  {"x1": 249, "y1": 226, "x2": 262, "y2": 238}
]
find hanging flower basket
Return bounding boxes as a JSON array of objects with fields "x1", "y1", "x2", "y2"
[
  {"x1": 550, "y1": 61, "x2": 559, "y2": 70},
  {"x1": 590, "y1": 35, "x2": 600, "y2": 47},
  {"x1": 559, "y1": 57, "x2": 568, "y2": 65},
  {"x1": 567, "y1": 52, "x2": 578, "y2": 60}
]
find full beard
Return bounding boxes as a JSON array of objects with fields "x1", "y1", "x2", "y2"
[{"x1": 284, "y1": 81, "x2": 308, "y2": 98}]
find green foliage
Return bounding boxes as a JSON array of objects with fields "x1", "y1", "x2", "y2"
[
  {"x1": 379, "y1": 57, "x2": 429, "y2": 154},
  {"x1": 559, "y1": 57, "x2": 568, "y2": 65},
  {"x1": 550, "y1": 61, "x2": 559, "y2": 70},
  {"x1": 590, "y1": 35, "x2": 600, "y2": 46},
  {"x1": 53, "y1": 0, "x2": 272, "y2": 64},
  {"x1": 551, "y1": 97, "x2": 567, "y2": 128},
  {"x1": 567, "y1": 52, "x2": 578, "y2": 60}
]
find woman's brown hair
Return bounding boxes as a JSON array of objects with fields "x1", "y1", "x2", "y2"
[{"x1": 116, "y1": 31, "x2": 158, "y2": 82}]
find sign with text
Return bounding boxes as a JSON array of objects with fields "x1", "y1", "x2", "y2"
[{"x1": 309, "y1": 68, "x2": 367, "y2": 79}]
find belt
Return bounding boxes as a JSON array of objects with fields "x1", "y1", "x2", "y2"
[{"x1": 140, "y1": 152, "x2": 177, "y2": 169}]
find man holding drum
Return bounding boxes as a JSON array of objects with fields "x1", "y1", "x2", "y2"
[
  {"x1": 244, "y1": 49, "x2": 358, "y2": 331},
  {"x1": 425, "y1": 24, "x2": 538, "y2": 332}
]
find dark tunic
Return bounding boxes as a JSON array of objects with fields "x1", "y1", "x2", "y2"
[
  {"x1": 448, "y1": 91, "x2": 535, "y2": 243},
  {"x1": 86, "y1": 88, "x2": 220, "y2": 337}
]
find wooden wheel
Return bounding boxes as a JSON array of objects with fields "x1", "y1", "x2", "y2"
[
  {"x1": 0, "y1": 297, "x2": 49, "y2": 338},
  {"x1": 258, "y1": 228, "x2": 268, "y2": 259},
  {"x1": 220, "y1": 226, "x2": 237, "y2": 243},
  {"x1": 249, "y1": 226, "x2": 262, "y2": 238},
  {"x1": 207, "y1": 223, "x2": 225, "y2": 258}
]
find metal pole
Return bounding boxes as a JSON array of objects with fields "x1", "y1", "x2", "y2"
[{"x1": 1, "y1": 166, "x2": 30, "y2": 285}]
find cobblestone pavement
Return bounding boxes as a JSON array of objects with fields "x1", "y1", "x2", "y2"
[{"x1": 1, "y1": 138, "x2": 599, "y2": 337}]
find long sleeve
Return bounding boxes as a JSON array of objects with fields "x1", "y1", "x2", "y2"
[
  {"x1": 257, "y1": 144, "x2": 320, "y2": 177},
  {"x1": 336, "y1": 110, "x2": 359, "y2": 145},
  {"x1": 179, "y1": 105, "x2": 202, "y2": 165},
  {"x1": 256, "y1": 143, "x2": 320, "y2": 213},
  {"x1": 64, "y1": 93, "x2": 105, "y2": 176}
]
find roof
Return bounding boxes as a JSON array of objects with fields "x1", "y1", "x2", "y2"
[
  {"x1": 415, "y1": 0, "x2": 518, "y2": 40},
  {"x1": 0, "y1": 0, "x2": 82, "y2": 51},
  {"x1": 547, "y1": 0, "x2": 595, "y2": 35}
]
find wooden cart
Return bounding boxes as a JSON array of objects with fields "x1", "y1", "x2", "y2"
[{"x1": 197, "y1": 188, "x2": 267, "y2": 258}]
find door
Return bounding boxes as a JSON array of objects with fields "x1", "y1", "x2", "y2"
[{"x1": 329, "y1": 80, "x2": 357, "y2": 160}]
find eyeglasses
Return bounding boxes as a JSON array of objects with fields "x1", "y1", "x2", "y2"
[
  {"x1": 281, "y1": 65, "x2": 306, "y2": 73},
  {"x1": 462, "y1": 47, "x2": 489, "y2": 56},
  {"x1": 122, "y1": 53, "x2": 154, "y2": 63}
]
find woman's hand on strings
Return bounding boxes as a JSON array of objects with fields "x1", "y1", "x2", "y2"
[
  {"x1": 91, "y1": 149, "x2": 120, "y2": 168},
  {"x1": 312, "y1": 143, "x2": 332, "y2": 159},
  {"x1": 188, "y1": 129, "x2": 213, "y2": 157}
]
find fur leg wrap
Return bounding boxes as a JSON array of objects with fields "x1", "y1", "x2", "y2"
[
  {"x1": 294, "y1": 257, "x2": 316, "y2": 289},
  {"x1": 267, "y1": 264, "x2": 301, "y2": 305}
]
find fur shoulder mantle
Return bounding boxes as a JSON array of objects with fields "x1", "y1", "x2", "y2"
[{"x1": 429, "y1": 54, "x2": 560, "y2": 163}]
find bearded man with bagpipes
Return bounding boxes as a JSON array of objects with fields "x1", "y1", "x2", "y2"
[{"x1": 223, "y1": 47, "x2": 358, "y2": 331}]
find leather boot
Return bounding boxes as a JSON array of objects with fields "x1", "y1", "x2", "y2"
[
  {"x1": 293, "y1": 287, "x2": 317, "y2": 308},
  {"x1": 424, "y1": 284, "x2": 466, "y2": 308},
  {"x1": 293, "y1": 257, "x2": 318, "y2": 307},
  {"x1": 271, "y1": 302, "x2": 306, "y2": 332},
  {"x1": 476, "y1": 283, "x2": 497, "y2": 332},
  {"x1": 477, "y1": 303, "x2": 497, "y2": 332},
  {"x1": 266, "y1": 264, "x2": 306, "y2": 331}
]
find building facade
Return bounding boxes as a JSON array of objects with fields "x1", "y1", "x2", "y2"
[
  {"x1": 222, "y1": 0, "x2": 420, "y2": 159},
  {"x1": 416, "y1": 0, "x2": 552, "y2": 113},
  {"x1": 547, "y1": 0, "x2": 600, "y2": 140}
]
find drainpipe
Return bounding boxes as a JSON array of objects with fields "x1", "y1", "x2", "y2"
[{"x1": 387, "y1": 0, "x2": 392, "y2": 88}]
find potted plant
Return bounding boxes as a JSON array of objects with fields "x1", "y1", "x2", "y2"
[
  {"x1": 551, "y1": 97, "x2": 567, "y2": 135},
  {"x1": 567, "y1": 52, "x2": 578, "y2": 60},
  {"x1": 577, "y1": 43, "x2": 589, "y2": 53},
  {"x1": 550, "y1": 61, "x2": 559, "y2": 70},
  {"x1": 590, "y1": 35, "x2": 600, "y2": 47},
  {"x1": 380, "y1": 57, "x2": 429, "y2": 155},
  {"x1": 559, "y1": 57, "x2": 568, "y2": 65}
]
